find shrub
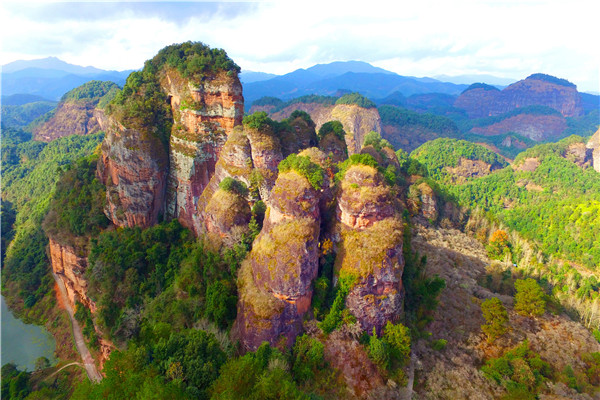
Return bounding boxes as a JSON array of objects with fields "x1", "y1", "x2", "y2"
[
  {"x1": 383, "y1": 321, "x2": 411, "y2": 365},
  {"x1": 335, "y1": 153, "x2": 379, "y2": 181},
  {"x1": 219, "y1": 177, "x2": 249, "y2": 197},
  {"x1": 514, "y1": 279, "x2": 546, "y2": 318},
  {"x1": 481, "y1": 297, "x2": 509, "y2": 343},
  {"x1": 335, "y1": 92, "x2": 376, "y2": 109},
  {"x1": 277, "y1": 154, "x2": 324, "y2": 190},
  {"x1": 292, "y1": 335, "x2": 325, "y2": 382},
  {"x1": 318, "y1": 120, "x2": 345, "y2": 141}
]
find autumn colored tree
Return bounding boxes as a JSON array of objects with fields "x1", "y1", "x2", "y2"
[
  {"x1": 481, "y1": 297, "x2": 509, "y2": 343},
  {"x1": 514, "y1": 278, "x2": 546, "y2": 317},
  {"x1": 487, "y1": 229, "x2": 510, "y2": 260}
]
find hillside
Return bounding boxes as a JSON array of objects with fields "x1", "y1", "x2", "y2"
[
  {"x1": 32, "y1": 81, "x2": 119, "y2": 141},
  {"x1": 2, "y1": 43, "x2": 600, "y2": 400}
]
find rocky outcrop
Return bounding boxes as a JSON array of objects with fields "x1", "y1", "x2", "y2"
[
  {"x1": 445, "y1": 157, "x2": 502, "y2": 179},
  {"x1": 565, "y1": 142, "x2": 593, "y2": 168},
  {"x1": 235, "y1": 171, "x2": 322, "y2": 351},
  {"x1": 33, "y1": 80, "x2": 118, "y2": 142},
  {"x1": 49, "y1": 238, "x2": 95, "y2": 313},
  {"x1": 334, "y1": 164, "x2": 404, "y2": 334},
  {"x1": 455, "y1": 74, "x2": 584, "y2": 118},
  {"x1": 587, "y1": 128, "x2": 600, "y2": 172},
  {"x1": 163, "y1": 69, "x2": 244, "y2": 235},
  {"x1": 203, "y1": 188, "x2": 251, "y2": 238},
  {"x1": 34, "y1": 101, "x2": 102, "y2": 142},
  {"x1": 408, "y1": 182, "x2": 438, "y2": 221},
  {"x1": 244, "y1": 125, "x2": 283, "y2": 203},
  {"x1": 96, "y1": 111, "x2": 169, "y2": 228},
  {"x1": 49, "y1": 237, "x2": 114, "y2": 369},
  {"x1": 270, "y1": 103, "x2": 381, "y2": 155},
  {"x1": 278, "y1": 113, "x2": 319, "y2": 157},
  {"x1": 470, "y1": 113, "x2": 567, "y2": 141}
]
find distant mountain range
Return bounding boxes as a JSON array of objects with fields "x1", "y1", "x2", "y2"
[{"x1": 1, "y1": 57, "x2": 132, "y2": 100}]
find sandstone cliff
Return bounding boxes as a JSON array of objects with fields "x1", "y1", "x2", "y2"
[
  {"x1": 587, "y1": 128, "x2": 600, "y2": 172},
  {"x1": 455, "y1": 74, "x2": 584, "y2": 118},
  {"x1": 270, "y1": 102, "x2": 382, "y2": 155},
  {"x1": 162, "y1": 68, "x2": 244, "y2": 235},
  {"x1": 334, "y1": 164, "x2": 405, "y2": 334},
  {"x1": 96, "y1": 110, "x2": 169, "y2": 228},
  {"x1": 97, "y1": 43, "x2": 243, "y2": 231},
  {"x1": 48, "y1": 237, "x2": 113, "y2": 367},
  {"x1": 470, "y1": 113, "x2": 567, "y2": 141},
  {"x1": 235, "y1": 171, "x2": 322, "y2": 350}
]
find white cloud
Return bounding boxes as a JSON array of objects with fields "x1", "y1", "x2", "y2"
[{"x1": 1, "y1": 0, "x2": 598, "y2": 91}]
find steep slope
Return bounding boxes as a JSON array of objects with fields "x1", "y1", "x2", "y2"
[
  {"x1": 97, "y1": 42, "x2": 242, "y2": 231},
  {"x1": 455, "y1": 74, "x2": 584, "y2": 119},
  {"x1": 268, "y1": 94, "x2": 382, "y2": 155},
  {"x1": 235, "y1": 168, "x2": 323, "y2": 351},
  {"x1": 32, "y1": 81, "x2": 118, "y2": 141},
  {"x1": 587, "y1": 128, "x2": 600, "y2": 172}
]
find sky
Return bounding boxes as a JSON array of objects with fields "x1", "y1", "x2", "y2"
[{"x1": 1, "y1": 0, "x2": 598, "y2": 92}]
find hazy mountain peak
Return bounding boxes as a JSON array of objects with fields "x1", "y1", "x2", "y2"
[{"x1": 3, "y1": 57, "x2": 108, "y2": 75}]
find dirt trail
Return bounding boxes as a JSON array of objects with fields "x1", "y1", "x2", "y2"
[{"x1": 52, "y1": 272, "x2": 102, "y2": 383}]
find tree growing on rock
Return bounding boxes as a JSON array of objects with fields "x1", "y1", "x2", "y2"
[
  {"x1": 481, "y1": 297, "x2": 509, "y2": 343},
  {"x1": 514, "y1": 278, "x2": 546, "y2": 318}
]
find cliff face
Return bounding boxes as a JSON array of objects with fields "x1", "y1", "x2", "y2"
[
  {"x1": 244, "y1": 125, "x2": 284, "y2": 203},
  {"x1": 97, "y1": 47, "x2": 244, "y2": 233},
  {"x1": 334, "y1": 165, "x2": 404, "y2": 334},
  {"x1": 470, "y1": 114, "x2": 567, "y2": 141},
  {"x1": 455, "y1": 75, "x2": 584, "y2": 118},
  {"x1": 96, "y1": 111, "x2": 169, "y2": 228},
  {"x1": 587, "y1": 128, "x2": 600, "y2": 172},
  {"x1": 49, "y1": 238, "x2": 113, "y2": 367},
  {"x1": 49, "y1": 238, "x2": 95, "y2": 313},
  {"x1": 270, "y1": 103, "x2": 382, "y2": 155},
  {"x1": 235, "y1": 171, "x2": 322, "y2": 351},
  {"x1": 163, "y1": 69, "x2": 244, "y2": 235}
]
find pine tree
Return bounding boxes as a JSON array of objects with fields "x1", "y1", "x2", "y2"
[
  {"x1": 514, "y1": 278, "x2": 546, "y2": 318},
  {"x1": 481, "y1": 297, "x2": 509, "y2": 343}
]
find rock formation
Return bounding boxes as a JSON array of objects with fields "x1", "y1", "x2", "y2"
[
  {"x1": 455, "y1": 74, "x2": 584, "y2": 119},
  {"x1": 334, "y1": 164, "x2": 405, "y2": 334},
  {"x1": 162, "y1": 68, "x2": 244, "y2": 235},
  {"x1": 470, "y1": 113, "x2": 567, "y2": 141},
  {"x1": 96, "y1": 110, "x2": 169, "y2": 228},
  {"x1": 33, "y1": 80, "x2": 118, "y2": 142},
  {"x1": 235, "y1": 170, "x2": 322, "y2": 350},
  {"x1": 587, "y1": 128, "x2": 600, "y2": 172},
  {"x1": 97, "y1": 43, "x2": 243, "y2": 231},
  {"x1": 270, "y1": 102, "x2": 382, "y2": 155}
]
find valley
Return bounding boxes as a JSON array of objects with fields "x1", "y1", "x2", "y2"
[{"x1": 1, "y1": 42, "x2": 599, "y2": 400}]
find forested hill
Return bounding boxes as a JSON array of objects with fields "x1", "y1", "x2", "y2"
[{"x1": 413, "y1": 136, "x2": 600, "y2": 269}]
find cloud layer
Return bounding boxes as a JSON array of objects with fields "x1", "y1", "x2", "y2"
[{"x1": 1, "y1": 1, "x2": 597, "y2": 92}]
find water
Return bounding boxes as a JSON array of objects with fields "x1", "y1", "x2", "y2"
[{"x1": 1, "y1": 295, "x2": 56, "y2": 371}]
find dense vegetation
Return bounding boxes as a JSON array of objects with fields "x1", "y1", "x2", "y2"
[
  {"x1": 411, "y1": 138, "x2": 508, "y2": 180},
  {"x1": 150, "y1": 41, "x2": 240, "y2": 81},
  {"x1": 42, "y1": 156, "x2": 109, "y2": 243},
  {"x1": 1, "y1": 101, "x2": 57, "y2": 129},
  {"x1": 335, "y1": 92, "x2": 376, "y2": 108},
  {"x1": 458, "y1": 105, "x2": 563, "y2": 132},
  {"x1": 527, "y1": 73, "x2": 576, "y2": 88},
  {"x1": 462, "y1": 82, "x2": 500, "y2": 93},
  {"x1": 2, "y1": 131, "x2": 104, "y2": 313},
  {"x1": 60, "y1": 80, "x2": 119, "y2": 103},
  {"x1": 268, "y1": 94, "x2": 338, "y2": 113},
  {"x1": 251, "y1": 96, "x2": 284, "y2": 107},
  {"x1": 278, "y1": 154, "x2": 325, "y2": 190}
]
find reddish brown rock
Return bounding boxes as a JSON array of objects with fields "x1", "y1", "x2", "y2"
[
  {"x1": 203, "y1": 188, "x2": 251, "y2": 238},
  {"x1": 34, "y1": 101, "x2": 102, "y2": 142},
  {"x1": 162, "y1": 69, "x2": 244, "y2": 235},
  {"x1": 271, "y1": 103, "x2": 382, "y2": 155},
  {"x1": 49, "y1": 238, "x2": 95, "y2": 313},
  {"x1": 96, "y1": 111, "x2": 168, "y2": 228},
  {"x1": 587, "y1": 128, "x2": 600, "y2": 172},
  {"x1": 334, "y1": 165, "x2": 404, "y2": 334},
  {"x1": 470, "y1": 114, "x2": 567, "y2": 141},
  {"x1": 244, "y1": 125, "x2": 284, "y2": 203},
  {"x1": 455, "y1": 75, "x2": 584, "y2": 118},
  {"x1": 445, "y1": 158, "x2": 502, "y2": 180},
  {"x1": 234, "y1": 171, "x2": 321, "y2": 351},
  {"x1": 49, "y1": 237, "x2": 114, "y2": 369}
]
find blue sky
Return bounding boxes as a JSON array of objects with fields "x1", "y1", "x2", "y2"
[{"x1": 1, "y1": 1, "x2": 598, "y2": 92}]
